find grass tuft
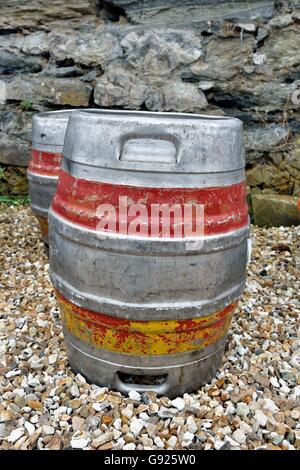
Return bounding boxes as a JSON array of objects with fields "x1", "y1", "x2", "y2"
[{"x1": 0, "y1": 194, "x2": 30, "y2": 206}]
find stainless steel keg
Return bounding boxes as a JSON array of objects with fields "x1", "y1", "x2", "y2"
[
  {"x1": 27, "y1": 110, "x2": 73, "y2": 251},
  {"x1": 49, "y1": 110, "x2": 250, "y2": 397}
]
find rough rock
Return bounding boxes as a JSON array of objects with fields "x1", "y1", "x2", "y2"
[
  {"x1": 5, "y1": 75, "x2": 92, "y2": 108},
  {"x1": 0, "y1": 1, "x2": 96, "y2": 32},
  {"x1": 251, "y1": 193, "x2": 299, "y2": 227},
  {"x1": 100, "y1": 1, "x2": 275, "y2": 26},
  {"x1": 0, "y1": 110, "x2": 32, "y2": 167},
  {"x1": 244, "y1": 125, "x2": 290, "y2": 156},
  {"x1": 170, "y1": 397, "x2": 185, "y2": 411},
  {"x1": 70, "y1": 437, "x2": 90, "y2": 449},
  {"x1": 0, "y1": 138, "x2": 30, "y2": 167},
  {"x1": 0, "y1": 51, "x2": 42, "y2": 75},
  {"x1": 49, "y1": 29, "x2": 122, "y2": 68},
  {"x1": 128, "y1": 390, "x2": 141, "y2": 401},
  {"x1": 259, "y1": 24, "x2": 300, "y2": 72},
  {"x1": 190, "y1": 36, "x2": 255, "y2": 81},
  {"x1": 0, "y1": 164, "x2": 28, "y2": 196}
]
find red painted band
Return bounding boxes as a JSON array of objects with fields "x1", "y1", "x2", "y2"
[
  {"x1": 28, "y1": 149, "x2": 62, "y2": 176},
  {"x1": 52, "y1": 170, "x2": 248, "y2": 236}
]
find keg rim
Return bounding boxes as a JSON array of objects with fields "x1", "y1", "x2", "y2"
[
  {"x1": 74, "y1": 108, "x2": 241, "y2": 123},
  {"x1": 32, "y1": 110, "x2": 76, "y2": 148},
  {"x1": 33, "y1": 109, "x2": 76, "y2": 121}
]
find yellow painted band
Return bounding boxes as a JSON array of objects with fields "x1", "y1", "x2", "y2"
[{"x1": 57, "y1": 292, "x2": 234, "y2": 356}]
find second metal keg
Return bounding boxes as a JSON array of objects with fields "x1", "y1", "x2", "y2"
[{"x1": 27, "y1": 110, "x2": 73, "y2": 251}]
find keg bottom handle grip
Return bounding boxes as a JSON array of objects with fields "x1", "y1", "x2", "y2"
[{"x1": 114, "y1": 372, "x2": 170, "y2": 396}]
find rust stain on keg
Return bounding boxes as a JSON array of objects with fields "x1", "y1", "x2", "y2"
[
  {"x1": 56, "y1": 292, "x2": 235, "y2": 355},
  {"x1": 35, "y1": 215, "x2": 48, "y2": 237}
]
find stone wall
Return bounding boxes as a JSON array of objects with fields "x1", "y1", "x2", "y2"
[{"x1": 0, "y1": 0, "x2": 299, "y2": 224}]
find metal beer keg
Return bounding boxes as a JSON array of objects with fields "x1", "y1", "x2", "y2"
[
  {"x1": 49, "y1": 110, "x2": 250, "y2": 397},
  {"x1": 28, "y1": 110, "x2": 73, "y2": 251}
]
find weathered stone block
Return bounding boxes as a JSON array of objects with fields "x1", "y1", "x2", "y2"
[
  {"x1": 244, "y1": 124, "x2": 289, "y2": 155},
  {"x1": 5, "y1": 75, "x2": 92, "y2": 108},
  {"x1": 246, "y1": 165, "x2": 275, "y2": 187},
  {"x1": 0, "y1": 137, "x2": 30, "y2": 167},
  {"x1": 0, "y1": 0, "x2": 96, "y2": 32},
  {"x1": 0, "y1": 110, "x2": 31, "y2": 166},
  {"x1": 251, "y1": 193, "x2": 299, "y2": 227},
  {"x1": 190, "y1": 36, "x2": 254, "y2": 81},
  {"x1": 0, "y1": 164, "x2": 28, "y2": 196},
  {"x1": 49, "y1": 29, "x2": 123, "y2": 67},
  {"x1": 101, "y1": 1, "x2": 275, "y2": 26}
]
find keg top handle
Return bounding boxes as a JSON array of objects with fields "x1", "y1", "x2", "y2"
[{"x1": 63, "y1": 109, "x2": 245, "y2": 175}]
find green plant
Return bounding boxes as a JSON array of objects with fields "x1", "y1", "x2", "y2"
[
  {"x1": 20, "y1": 100, "x2": 33, "y2": 111},
  {"x1": 0, "y1": 194, "x2": 30, "y2": 206}
]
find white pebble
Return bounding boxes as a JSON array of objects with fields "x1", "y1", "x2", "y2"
[
  {"x1": 254, "y1": 410, "x2": 268, "y2": 427},
  {"x1": 240, "y1": 422, "x2": 252, "y2": 434},
  {"x1": 225, "y1": 435, "x2": 241, "y2": 448},
  {"x1": 113, "y1": 429, "x2": 122, "y2": 440},
  {"x1": 42, "y1": 425, "x2": 55, "y2": 435},
  {"x1": 291, "y1": 409, "x2": 300, "y2": 420},
  {"x1": 182, "y1": 431, "x2": 194, "y2": 442},
  {"x1": 202, "y1": 420, "x2": 212, "y2": 429},
  {"x1": 226, "y1": 403, "x2": 236, "y2": 415},
  {"x1": 116, "y1": 437, "x2": 125, "y2": 448},
  {"x1": 214, "y1": 405, "x2": 225, "y2": 417},
  {"x1": 128, "y1": 390, "x2": 141, "y2": 401},
  {"x1": 154, "y1": 436, "x2": 164, "y2": 448},
  {"x1": 214, "y1": 439, "x2": 226, "y2": 450},
  {"x1": 30, "y1": 415, "x2": 39, "y2": 424},
  {"x1": 92, "y1": 403, "x2": 104, "y2": 412},
  {"x1": 237, "y1": 346, "x2": 247, "y2": 356},
  {"x1": 170, "y1": 397, "x2": 185, "y2": 411},
  {"x1": 167, "y1": 436, "x2": 177, "y2": 448},
  {"x1": 219, "y1": 426, "x2": 232, "y2": 436},
  {"x1": 236, "y1": 402, "x2": 250, "y2": 417},
  {"x1": 70, "y1": 438, "x2": 89, "y2": 449},
  {"x1": 113, "y1": 418, "x2": 122, "y2": 431},
  {"x1": 24, "y1": 421, "x2": 35, "y2": 436},
  {"x1": 123, "y1": 443, "x2": 136, "y2": 450},
  {"x1": 75, "y1": 373, "x2": 86, "y2": 383},
  {"x1": 70, "y1": 385, "x2": 80, "y2": 398},
  {"x1": 263, "y1": 398, "x2": 279, "y2": 412},
  {"x1": 139, "y1": 412, "x2": 150, "y2": 422},
  {"x1": 48, "y1": 354, "x2": 57, "y2": 365},
  {"x1": 8, "y1": 428, "x2": 25, "y2": 443},
  {"x1": 232, "y1": 429, "x2": 246, "y2": 444},
  {"x1": 186, "y1": 416, "x2": 197, "y2": 434},
  {"x1": 158, "y1": 406, "x2": 178, "y2": 418},
  {"x1": 130, "y1": 418, "x2": 146, "y2": 437},
  {"x1": 121, "y1": 405, "x2": 134, "y2": 419},
  {"x1": 262, "y1": 340, "x2": 270, "y2": 351},
  {"x1": 172, "y1": 416, "x2": 185, "y2": 426},
  {"x1": 6, "y1": 369, "x2": 21, "y2": 378},
  {"x1": 270, "y1": 377, "x2": 280, "y2": 388}
]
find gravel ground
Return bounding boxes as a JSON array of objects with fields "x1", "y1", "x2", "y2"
[{"x1": 0, "y1": 205, "x2": 299, "y2": 451}]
